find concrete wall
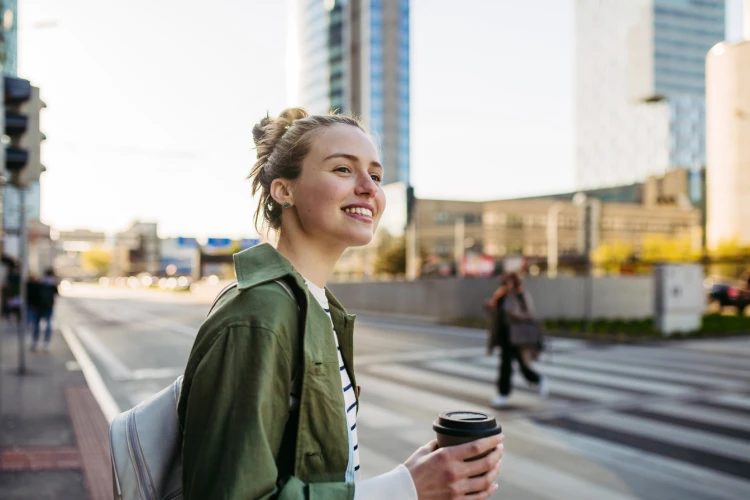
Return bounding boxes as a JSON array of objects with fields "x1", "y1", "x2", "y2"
[{"x1": 329, "y1": 275, "x2": 655, "y2": 321}]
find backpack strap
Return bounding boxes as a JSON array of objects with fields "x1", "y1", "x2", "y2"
[
  {"x1": 206, "y1": 279, "x2": 297, "y2": 318},
  {"x1": 206, "y1": 281, "x2": 238, "y2": 317}
]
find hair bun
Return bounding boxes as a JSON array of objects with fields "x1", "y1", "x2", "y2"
[{"x1": 252, "y1": 108, "x2": 310, "y2": 159}]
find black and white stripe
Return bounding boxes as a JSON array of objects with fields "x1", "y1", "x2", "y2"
[{"x1": 305, "y1": 283, "x2": 360, "y2": 482}]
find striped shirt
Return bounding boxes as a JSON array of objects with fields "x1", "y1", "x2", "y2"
[{"x1": 304, "y1": 279, "x2": 361, "y2": 482}]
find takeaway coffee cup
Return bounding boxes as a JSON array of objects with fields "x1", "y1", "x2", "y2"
[{"x1": 433, "y1": 411, "x2": 502, "y2": 461}]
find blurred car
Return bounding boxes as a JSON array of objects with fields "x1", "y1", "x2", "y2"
[{"x1": 708, "y1": 282, "x2": 750, "y2": 312}]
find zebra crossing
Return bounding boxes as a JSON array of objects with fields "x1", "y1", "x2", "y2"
[
  {"x1": 353, "y1": 340, "x2": 750, "y2": 500},
  {"x1": 57, "y1": 289, "x2": 750, "y2": 499}
]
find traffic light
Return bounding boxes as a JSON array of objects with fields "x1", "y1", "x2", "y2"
[{"x1": 3, "y1": 76, "x2": 45, "y2": 187}]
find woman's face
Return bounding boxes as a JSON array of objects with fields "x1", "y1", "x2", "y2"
[{"x1": 290, "y1": 124, "x2": 386, "y2": 248}]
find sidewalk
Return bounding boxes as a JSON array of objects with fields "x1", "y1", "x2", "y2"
[{"x1": 0, "y1": 320, "x2": 111, "y2": 500}]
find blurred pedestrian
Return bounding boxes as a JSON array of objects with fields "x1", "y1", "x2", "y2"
[
  {"x1": 492, "y1": 272, "x2": 548, "y2": 408},
  {"x1": 485, "y1": 273, "x2": 510, "y2": 355},
  {"x1": 178, "y1": 108, "x2": 504, "y2": 500},
  {"x1": 28, "y1": 268, "x2": 59, "y2": 352}
]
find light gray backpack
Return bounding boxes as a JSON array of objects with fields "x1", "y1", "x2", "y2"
[{"x1": 109, "y1": 279, "x2": 297, "y2": 500}]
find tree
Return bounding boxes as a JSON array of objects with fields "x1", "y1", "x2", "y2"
[
  {"x1": 81, "y1": 248, "x2": 112, "y2": 277},
  {"x1": 592, "y1": 241, "x2": 635, "y2": 273},
  {"x1": 708, "y1": 238, "x2": 750, "y2": 279},
  {"x1": 373, "y1": 237, "x2": 406, "y2": 276},
  {"x1": 640, "y1": 235, "x2": 700, "y2": 263}
]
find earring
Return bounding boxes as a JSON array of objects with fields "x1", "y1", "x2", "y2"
[{"x1": 283, "y1": 202, "x2": 291, "y2": 209}]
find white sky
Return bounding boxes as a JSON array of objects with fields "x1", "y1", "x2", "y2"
[{"x1": 18, "y1": 0, "x2": 741, "y2": 239}]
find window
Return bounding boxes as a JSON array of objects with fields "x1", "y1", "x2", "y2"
[
  {"x1": 435, "y1": 212, "x2": 450, "y2": 225},
  {"x1": 507, "y1": 215, "x2": 523, "y2": 229},
  {"x1": 435, "y1": 242, "x2": 449, "y2": 256},
  {"x1": 464, "y1": 213, "x2": 482, "y2": 225}
]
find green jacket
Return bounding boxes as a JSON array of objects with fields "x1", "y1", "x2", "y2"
[{"x1": 177, "y1": 243, "x2": 357, "y2": 499}]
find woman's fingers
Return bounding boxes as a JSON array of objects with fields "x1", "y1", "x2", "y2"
[
  {"x1": 451, "y1": 434, "x2": 504, "y2": 462},
  {"x1": 462, "y1": 460, "x2": 502, "y2": 498},
  {"x1": 425, "y1": 439, "x2": 439, "y2": 453},
  {"x1": 463, "y1": 445, "x2": 503, "y2": 478},
  {"x1": 465, "y1": 483, "x2": 500, "y2": 500}
]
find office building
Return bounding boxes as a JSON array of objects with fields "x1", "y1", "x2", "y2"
[
  {"x1": 415, "y1": 169, "x2": 702, "y2": 276},
  {"x1": 575, "y1": 0, "x2": 725, "y2": 194},
  {"x1": 112, "y1": 221, "x2": 160, "y2": 276},
  {"x1": 706, "y1": 3, "x2": 750, "y2": 249},
  {"x1": 1, "y1": 0, "x2": 17, "y2": 76},
  {"x1": 290, "y1": 0, "x2": 410, "y2": 186}
]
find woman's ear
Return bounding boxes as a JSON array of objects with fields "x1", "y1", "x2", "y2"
[{"x1": 270, "y1": 178, "x2": 293, "y2": 208}]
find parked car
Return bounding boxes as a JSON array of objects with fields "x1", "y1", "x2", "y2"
[{"x1": 708, "y1": 282, "x2": 750, "y2": 313}]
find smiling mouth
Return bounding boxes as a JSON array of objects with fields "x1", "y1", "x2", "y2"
[
  {"x1": 343, "y1": 207, "x2": 374, "y2": 218},
  {"x1": 342, "y1": 207, "x2": 374, "y2": 222}
]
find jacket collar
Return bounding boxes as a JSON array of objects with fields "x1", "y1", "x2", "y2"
[
  {"x1": 233, "y1": 242, "x2": 354, "y2": 320},
  {"x1": 234, "y1": 243, "x2": 302, "y2": 290}
]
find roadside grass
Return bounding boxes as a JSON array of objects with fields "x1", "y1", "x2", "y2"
[{"x1": 443, "y1": 313, "x2": 750, "y2": 341}]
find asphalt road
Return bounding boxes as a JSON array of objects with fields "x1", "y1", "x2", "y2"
[{"x1": 56, "y1": 283, "x2": 750, "y2": 500}]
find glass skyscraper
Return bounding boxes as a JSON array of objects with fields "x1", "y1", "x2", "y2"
[
  {"x1": 576, "y1": 0, "x2": 725, "y2": 193},
  {"x1": 654, "y1": 0, "x2": 725, "y2": 173},
  {"x1": 1, "y1": 0, "x2": 18, "y2": 76},
  {"x1": 291, "y1": 0, "x2": 410, "y2": 187}
]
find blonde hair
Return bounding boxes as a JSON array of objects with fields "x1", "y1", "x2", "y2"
[{"x1": 249, "y1": 108, "x2": 365, "y2": 231}]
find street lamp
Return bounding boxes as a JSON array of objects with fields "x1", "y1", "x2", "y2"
[
  {"x1": 573, "y1": 193, "x2": 593, "y2": 331},
  {"x1": 454, "y1": 216, "x2": 465, "y2": 276}
]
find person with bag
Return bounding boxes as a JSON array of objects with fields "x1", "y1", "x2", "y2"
[
  {"x1": 491, "y1": 273, "x2": 548, "y2": 408},
  {"x1": 164, "y1": 109, "x2": 505, "y2": 500},
  {"x1": 484, "y1": 273, "x2": 509, "y2": 356}
]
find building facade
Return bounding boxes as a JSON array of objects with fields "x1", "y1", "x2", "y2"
[
  {"x1": 706, "y1": 37, "x2": 750, "y2": 249},
  {"x1": 575, "y1": 0, "x2": 725, "y2": 193},
  {"x1": 291, "y1": 0, "x2": 410, "y2": 186},
  {"x1": 112, "y1": 221, "x2": 160, "y2": 277},
  {"x1": 0, "y1": 0, "x2": 17, "y2": 76},
  {"x1": 53, "y1": 229, "x2": 108, "y2": 280},
  {"x1": 415, "y1": 169, "x2": 702, "y2": 274}
]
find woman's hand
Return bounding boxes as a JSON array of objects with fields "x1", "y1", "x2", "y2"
[{"x1": 404, "y1": 435, "x2": 504, "y2": 499}]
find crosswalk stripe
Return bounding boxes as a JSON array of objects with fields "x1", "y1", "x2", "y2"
[
  {"x1": 678, "y1": 339, "x2": 750, "y2": 359},
  {"x1": 357, "y1": 404, "x2": 415, "y2": 429},
  {"x1": 501, "y1": 354, "x2": 748, "y2": 390},
  {"x1": 568, "y1": 349, "x2": 750, "y2": 379},
  {"x1": 365, "y1": 363, "x2": 547, "y2": 409},
  {"x1": 357, "y1": 372, "x2": 496, "y2": 420},
  {"x1": 571, "y1": 410, "x2": 750, "y2": 462},
  {"x1": 357, "y1": 347, "x2": 483, "y2": 367},
  {"x1": 527, "y1": 422, "x2": 750, "y2": 500},
  {"x1": 423, "y1": 359, "x2": 630, "y2": 403},
  {"x1": 497, "y1": 452, "x2": 641, "y2": 500},
  {"x1": 640, "y1": 401, "x2": 750, "y2": 432},
  {"x1": 355, "y1": 330, "x2": 440, "y2": 353},
  {"x1": 391, "y1": 420, "x2": 641, "y2": 500},
  {"x1": 531, "y1": 362, "x2": 690, "y2": 396},
  {"x1": 708, "y1": 393, "x2": 750, "y2": 412},
  {"x1": 606, "y1": 344, "x2": 750, "y2": 370},
  {"x1": 359, "y1": 369, "x2": 750, "y2": 499}
]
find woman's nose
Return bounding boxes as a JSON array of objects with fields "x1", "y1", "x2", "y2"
[{"x1": 355, "y1": 172, "x2": 377, "y2": 196}]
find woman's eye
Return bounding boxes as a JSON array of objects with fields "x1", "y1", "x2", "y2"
[
  {"x1": 334, "y1": 166, "x2": 351, "y2": 173},
  {"x1": 370, "y1": 174, "x2": 382, "y2": 182}
]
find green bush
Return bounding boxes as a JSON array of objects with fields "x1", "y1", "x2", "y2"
[{"x1": 444, "y1": 314, "x2": 750, "y2": 341}]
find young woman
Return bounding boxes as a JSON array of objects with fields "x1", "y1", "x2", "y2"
[
  {"x1": 177, "y1": 108, "x2": 504, "y2": 499},
  {"x1": 494, "y1": 273, "x2": 548, "y2": 408}
]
